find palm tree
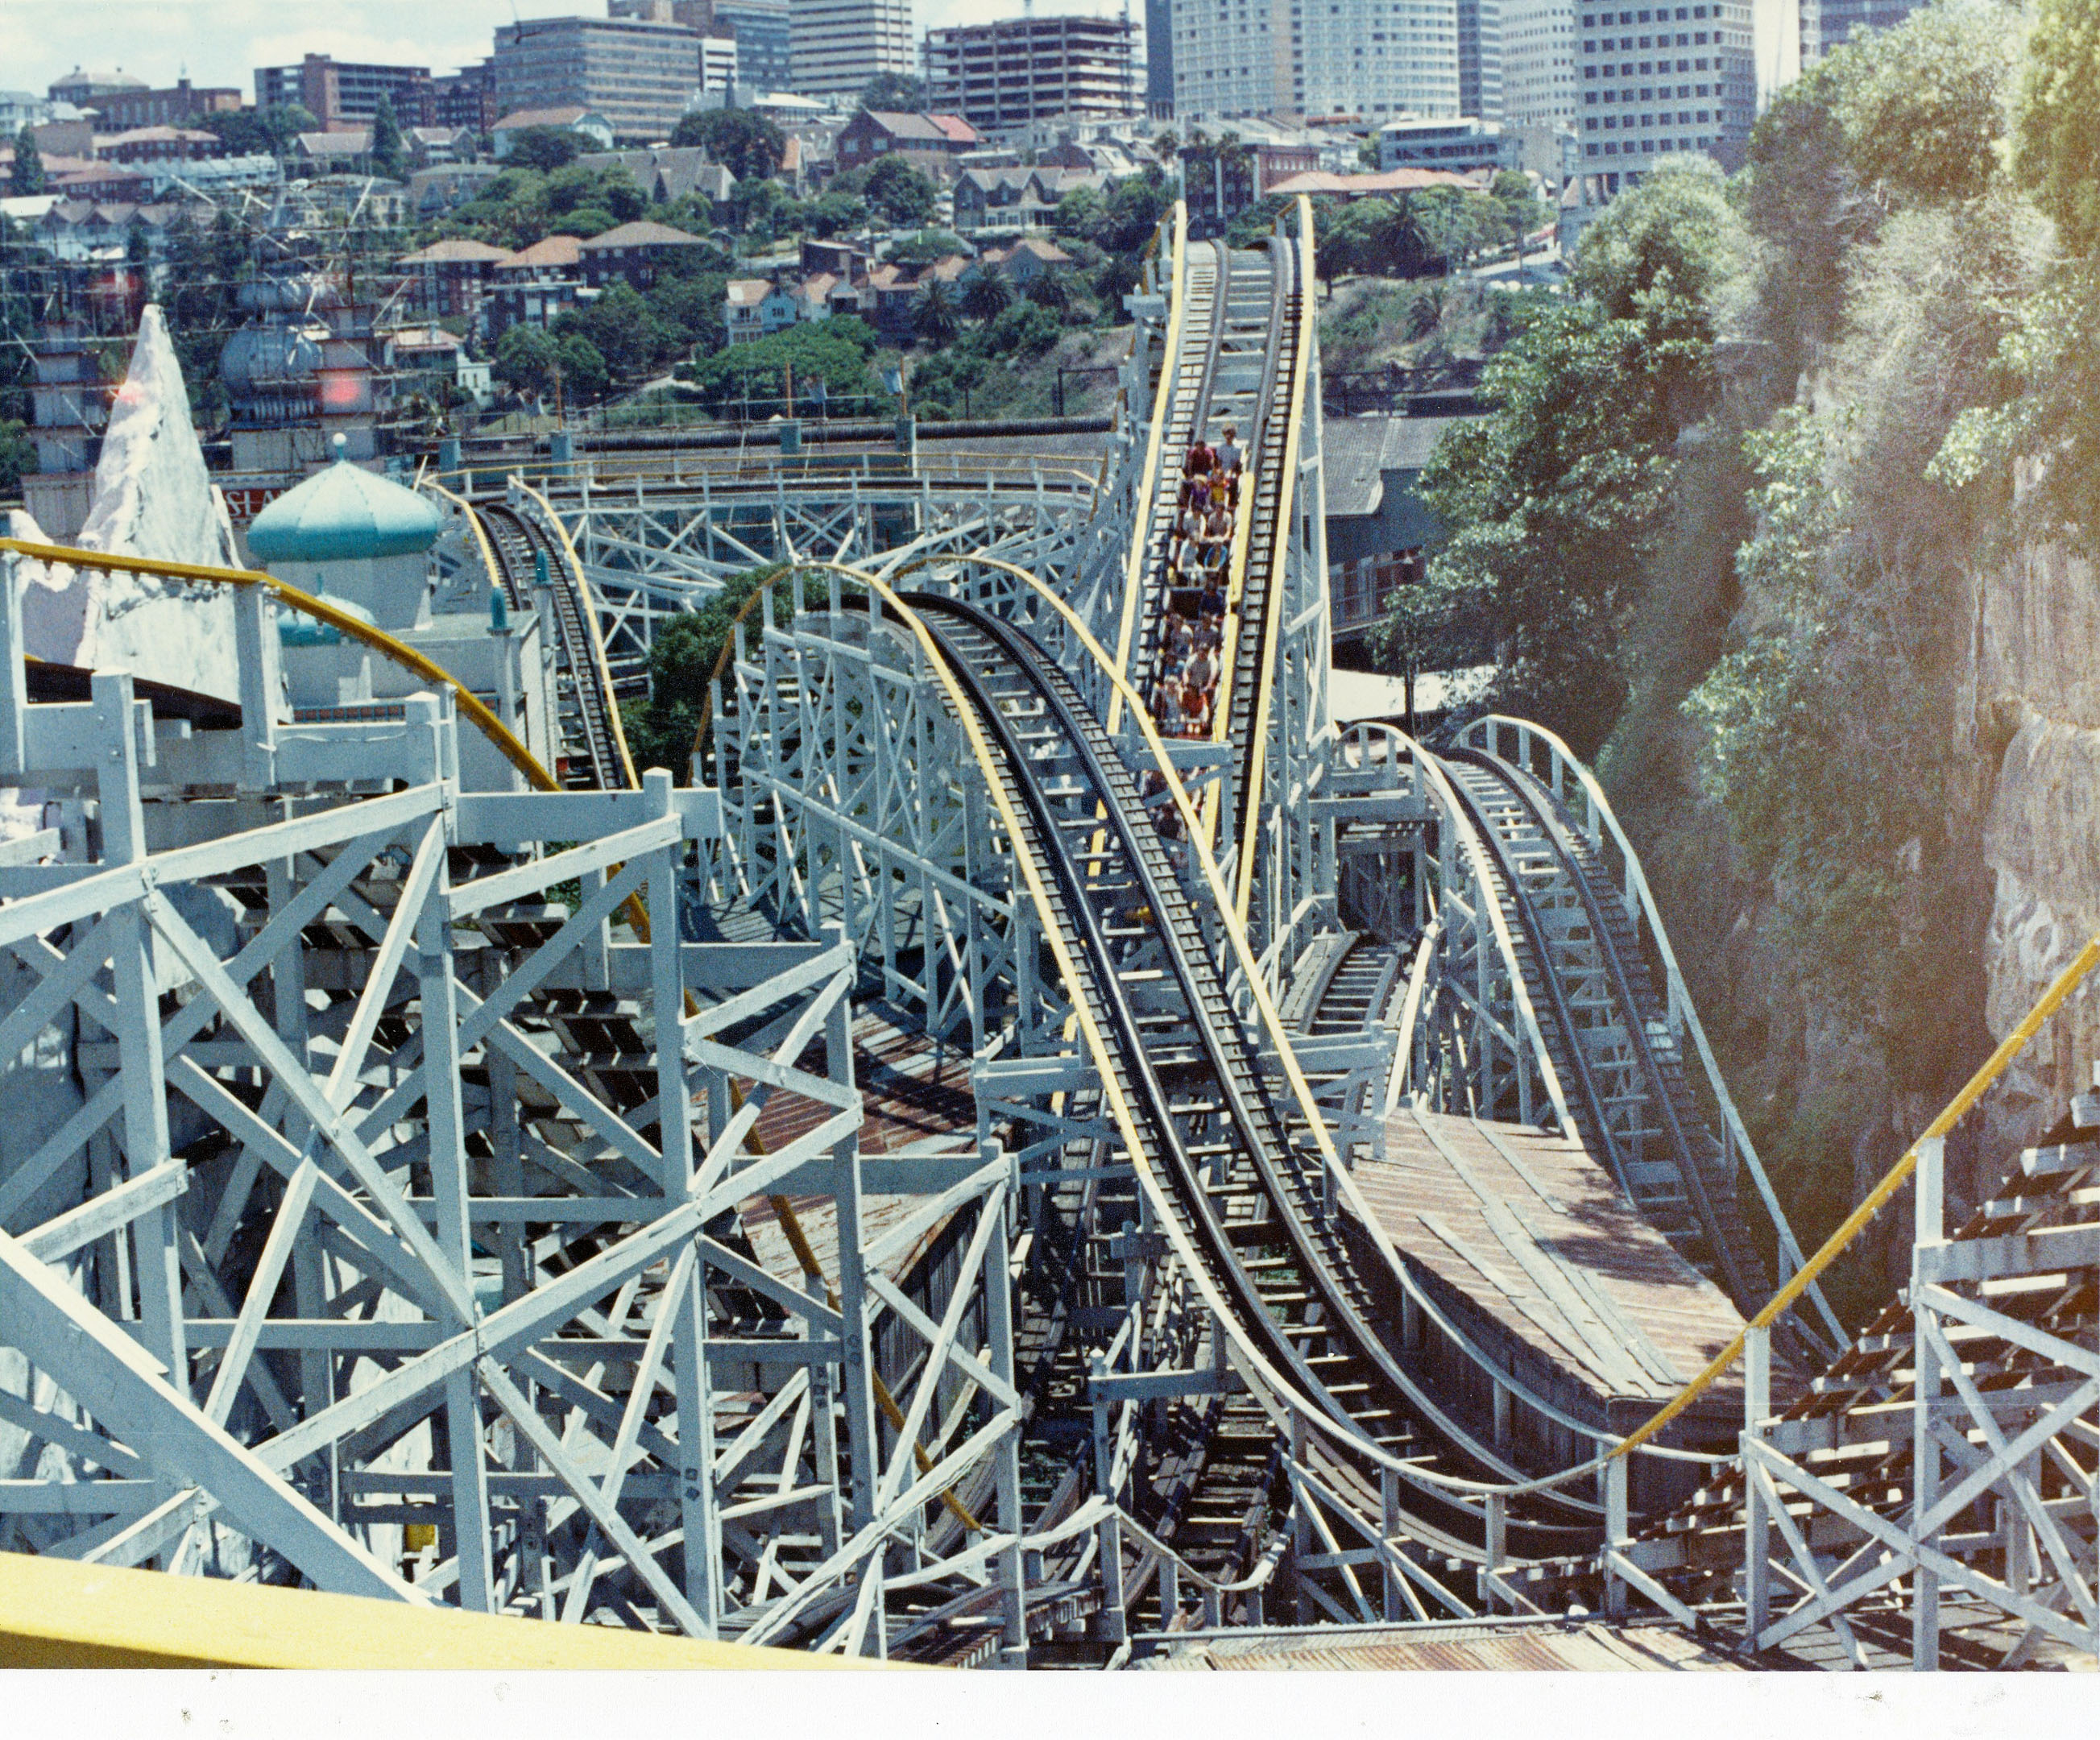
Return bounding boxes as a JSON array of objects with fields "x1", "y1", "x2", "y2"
[
  {"x1": 1023, "y1": 269, "x2": 1070, "y2": 312},
  {"x1": 961, "y1": 268, "x2": 1012, "y2": 321},
  {"x1": 914, "y1": 278, "x2": 961, "y2": 346}
]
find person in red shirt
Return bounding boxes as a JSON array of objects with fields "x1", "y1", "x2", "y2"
[{"x1": 1184, "y1": 435, "x2": 1217, "y2": 480}]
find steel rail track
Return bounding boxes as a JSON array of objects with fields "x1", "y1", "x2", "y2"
[
  {"x1": 901, "y1": 593, "x2": 1593, "y2": 1575},
  {"x1": 479, "y1": 502, "x2": 624, "y2": 792},
  {"x1": 1439, "y1": 747, "x2": 1770, "y2": 1315}
]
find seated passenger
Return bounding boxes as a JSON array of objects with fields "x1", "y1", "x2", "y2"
[
  {"x1": 1202, "y1": 499, "x2": 1233, "y2": 570},
  {"x1": 1216, "y1": 425, "x2": 1243, "y2": 477},
  {"x1": 1180, "y1": 680, "x2": 1212, "y2": 736},
  {"x1": 1151, "y1": 680, "x2": 1181, "y2": 734},
  {"x1": 1185, "y1": 646, "x2": 1216, "y2": 694},
  {"x1": 1199, "y1": 574, "x2": 1228, "y2": 622},
  {"x1": 1184, "y1": 434, "x2": 1217, "y2": 480}
]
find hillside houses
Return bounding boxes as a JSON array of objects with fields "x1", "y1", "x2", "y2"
[
  {"x1": 723, "y1": 234, "x2": 1074, "y2": 346},
  {"x1": 951, "y1": 164, "x2": 1106, "y2": 235}
]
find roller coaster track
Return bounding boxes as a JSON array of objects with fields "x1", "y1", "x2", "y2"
[
  {"x1": 478, "y1": 496, "x2": 633, "y2": 793},
  {"x1": 899, "y1": 593, "x2": 1596, "y2": 1587},
  {"x1": 1434, "y1": 741, "x2": 1823, "y2": 1340}
]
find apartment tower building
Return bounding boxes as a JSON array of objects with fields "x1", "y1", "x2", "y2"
[
  {"x1": 923, "y1": 15, "x2": 1141, "y2": 133},
  {"x1": 789, "y1": 0, "x2": 916, "y2": 99},
  {"x1": 1170, "y1": 0, "x2": 1460, "y2": 127}
]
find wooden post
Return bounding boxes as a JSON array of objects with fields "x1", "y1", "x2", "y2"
[{"x1": 1603, "y1": 1454, "x2": 1627, "y2": 1622}]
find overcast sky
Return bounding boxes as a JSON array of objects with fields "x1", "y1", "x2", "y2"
[{"x1": 2, "y1": 0, "x2": 1139, "y2": 101}]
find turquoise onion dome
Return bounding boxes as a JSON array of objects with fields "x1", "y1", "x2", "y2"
[{"x1": 248, "y1": 437, "x2": 443, "y2": 565}]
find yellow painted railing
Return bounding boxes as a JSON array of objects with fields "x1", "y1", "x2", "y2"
[
  {"x1": 0, "y1": 1550, "x2": 888, "y2": 1668},
  {"x1": 1608, "y1": 934, "x2": 2100, "y2": 1460}
]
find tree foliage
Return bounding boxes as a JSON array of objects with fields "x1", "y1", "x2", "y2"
[
  {"x1": 678, "y1": 317, "x2": 879, "y2": 413},
  {"x1": 10, "y1": 127, "x2": 44, "y2": 197},
  {"x1": 1833, "y1": 0, "x2": 2018, "y2": 209},
  {"x1": 2020, "y1": 0, "x2": 2100, "y2": 255},
  {"x1": 858, "y1": 155, "x2": 937, "y2": 226},
  {"x1": 494, "y1": 325, "x2": 609, "y2": 404},
  {"x1": 859, "y1": 73, "x2": 930, "y2": 114},
  {"x1": 1416, "y1": 164, "x2": 1738, "y2": 752},
  {"x1": 914, "y1": 278, "x2": 961, "y2": 344},
  {"x1": 672, "y1": 108, "x2": 785, "y2": 182},
  {"x1": 505, "y1": 127, "x2": 584, "y2": 173},
  {"x1": 0, "y1": 419, "x2": 36, "y2": 494},
  {"x1": 201, "y1": 103, "x2": 317, "y2": 158},
  {"x1": 369, "y1": 94, "x2": 407, "y2": 180},
  {"x1": 621, "y1": 564, "x2": 793, "y2": 776}
]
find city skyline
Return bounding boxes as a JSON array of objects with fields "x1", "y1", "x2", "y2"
[{"x1": 1, "y1": 0, "x2": 1141, "y2": 105}]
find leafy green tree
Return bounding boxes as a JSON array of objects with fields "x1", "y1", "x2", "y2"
[
  {"x1": 1316, "y1": 197, "x2": 1406, "y2": 279},
  {"x1": 1054, "y1": 184, "x2": 1104, "y2": 241},
  {"x1": 369, "y1": 93, "x2": 407, "y2": 180},
  {"x1": 555, "y1": 333, "x2": 610, "y2": 403},
  {"x1": 1372, "y1": 575, "x2": 1469, "y2": 735},
  {"x1": 859, "y1": 72, "x2": 930, "y2": 113},
  {"x1": 10, "y1": 127, "x2": 44, "y2": 197},
  {"x1": 0, "y1": 419, "x2": 37, "y2": 494},
  {"x1": 673, "y1": 108, "x2": 785, "y2": 182},
  {"x1": 1407, "y1": 185, "x2": 1493, "y2": 274},
  {"x1": 961, "y1": 267, "x2": 1013, "y2": 321},
  {"x1": 1091, "y1": 252, "x2": 1142, "y2": 320},
  {"x1": 1416, "y1": 165, "x2": 1738, "y2": 750},
  {"x1": 1096, "y1": 175, "x2": 1171, "y2": 255},
  {"x1": 807, "y1": 190, "x2": 870, "y2": 237},
  {"x1": 1023, "y1": 268, "x2": 1071, "y2": 311},
  {"x1": 495, "y1": 325, "x2": 562, "y2": 401},
  {"x1": 680, "y1": 317, "x2": 879, "y2": 413},
  {"x1": 914, "y1": 278, "x2": 961, "y2": 345},
  {"x1": 1489, "y1": 168, "x2": 1550, "y2": 255},
  {"x1": 200, "y1": 103, "x2": 316, "y2": 158},
  {"x1": 1739, "y1": 60, "x2": 1876, "y2": 364},
  {"x1": 890, "y1": 228, "x2": 970, "y2": 265},
  {"x1": 557, "y1": 285, "x2": 675, "y2": 381},
  {"x1": 862, "y1": 155, "x2": 936, "y2": 226},
  {"x1": 2021, "y1": 0, "x2": 2100, "y2": 254},
  {"x1": 647, "y1": 271, "x2": 731, "y2": 356},
  {"x1": 1837, "y1": 0, "x2": 2015, "y2": 208},
  {"x1": 983, "y1": 300, "x2": 1062, "y2": 358},
  {"x1": 506, "y1": 126, "x2": 583, "y2": 172},
  {"x1": 622, "y1": 565, "x2": 831, "y2": 774},
  {"x1": 1225, "y1": 193, "x2": 1293, "y2": 250}
]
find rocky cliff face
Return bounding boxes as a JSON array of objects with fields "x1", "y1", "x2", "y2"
[{"x1": 1973, "y1": 538, "x2": 2100, "y2": 1149}]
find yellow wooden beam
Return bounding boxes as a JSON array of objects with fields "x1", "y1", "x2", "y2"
[{"x1": 0, "y1": 1552, "x2": 901, "y2": 1669}]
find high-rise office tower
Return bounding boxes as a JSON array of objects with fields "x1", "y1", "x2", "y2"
[
  {"x1": 495, "y1": 14, "x2": 703, "y2": 141},
  {"x1": 611, "y1": 0, "x2": 794, "y2": 94},
  {"x1": 1147, "y1": 0, "x2": 1176, "y2": 113},
  {"x1": 1501, "y1": 0, "x2": 1576, "y2": 127},
  {"x1": 789, "y1": 0, "x2": 916, "y2": 98},
  {"x1": 1800, "y1": 0, "x2": 1916, "y2": 60},
  {"x1": 1459, "y1": 0, "x2": 1505, "y2": 121},
  {"x1": 1170, "y1": 0, "x2": 1460, "y2": 126}
]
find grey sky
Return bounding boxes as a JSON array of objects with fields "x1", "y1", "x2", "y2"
[{"x1": 2, "y1": 1, "x2": 1139, "y2": 103}]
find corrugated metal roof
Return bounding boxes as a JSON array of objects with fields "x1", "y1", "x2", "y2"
[
  {"x1": 1354, "y1": 1108, "x2": 1750, "y2": 1406},
  {"x1": 1141, "y1": 1619, "x2": 1744, "y2": 1671}
]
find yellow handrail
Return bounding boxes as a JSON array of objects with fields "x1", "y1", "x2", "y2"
[
  {"x1": 0, "y1": 1547, "x2": 892, "y2": 1668},
  {"x1": 1608, "y1": 932, "x2": 2100, "y2": 1458}
]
